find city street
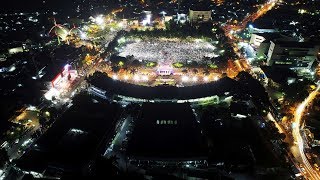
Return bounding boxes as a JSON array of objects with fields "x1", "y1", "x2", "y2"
[
  {"x1": 291, "y1": 84, "x2": 320, "y2": 179},
  {"x1": 1, "y1": 0, "x2": 320, "y2": 179},
  {"x1": 222, "y1": 0, "x2": 320, "y2": 179}
]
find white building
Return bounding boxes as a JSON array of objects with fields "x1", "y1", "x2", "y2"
[
  {"x1": 189, "y1": 5, "x2": 211, "y2": 24},
  {"x1": 250, "y1": 34, "x2": 267, "y2": 47},
  {"x1": 249, "y1": 33, "x2": 295, "y2": 59}
]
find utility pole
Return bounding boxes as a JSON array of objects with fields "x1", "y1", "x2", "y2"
[{"x1": 178, "y1": 0, "x2": 182, "y2": 12}]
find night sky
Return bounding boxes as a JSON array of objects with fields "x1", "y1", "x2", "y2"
[{"x1": 0, "y1": 0, "x2": 72, "y2": 11}]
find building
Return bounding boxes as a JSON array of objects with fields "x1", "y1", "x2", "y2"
[
  {"x1": 16, "y1": 94, "x2": 120, "y2": 178},
  {"x1": 173, "y1": 13, "x2": 187, "y2": 24},
  {"x1": 249, "y1": 33, "x2": 293, "y2": 58},
  {"x1": 266, "y1": 40, "x2": 319, "y2": 70},
  {"x1": 250, "y1": 33, "x2": 268, "y2": 47},
  {"x1": 127, "y1": 103, "x2": 207, "y2": 163},
  {"x1": 260, "y1": 66, "x2": 297, "y2": 87},
  {"x1": 88, "y1": 72, "x2": 238, "y2": 103},
  {"x1": 189, "y1": 4, "x2": 211, "y2": 24}
]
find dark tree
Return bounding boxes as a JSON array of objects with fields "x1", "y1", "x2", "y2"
[
  {"x1": 0, "y1": 148, "x2": 9, "y2": 169},
  {"x1": 111, "y1": 66, "x2": 120, "y2": 73}
]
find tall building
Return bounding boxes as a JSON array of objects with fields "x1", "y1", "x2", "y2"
[
  {"x1": 249, "y1": 33, "x2": 293, "y2": 58},
  {"x1": 189, "y1": 4, "x2": 211, "y2": 24},
  {"x1": 266, "y1": 40, "x2": 319, "y2": 70}
]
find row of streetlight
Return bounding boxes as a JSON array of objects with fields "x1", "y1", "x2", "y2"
[
  {"x1": 181, "y1": 75, "x2": 219, "y2": 82},
  {"x1": 112, "y1": 74, "x2": 149, "y2": 82},
  {"x1": 112, "y1": 74, "x2": 219, "y2": 83}
]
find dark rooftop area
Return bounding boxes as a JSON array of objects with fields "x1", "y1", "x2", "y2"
[
  {"x1": 260, "y1": 66, "x2": 297, "y2": 85},
  {"x1": 190, "y1": 2, "x2": 211, "y2": 11},
  {"x1": 253, "y1": 33, "x2": 292, "y2": 42},
  {"x1": 16, "y1": 94, "x2": 121, "y2": 175},
  {"x1": 272, "y1": 40, "x2": 319, "y2": 48},
  {"x1": 128, "y1": 103, "x2": 207, "y2": 160}
]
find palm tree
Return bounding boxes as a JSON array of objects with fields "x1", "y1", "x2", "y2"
[
  {"x1": 112, "y1": 66, "x2": 120, "y2": 73},
  {"x1": 203, "y1": 69, "x2": 210, "y2": 76},
  {"x1": 130, "y1": 68, "x2": 137, "y2": 74},
  {"x1": 192, "y1": 68, "x2": 199, "y2": 74},
  {"x1": 0, "y1": 148, "x2": 9, "y2": 169}
]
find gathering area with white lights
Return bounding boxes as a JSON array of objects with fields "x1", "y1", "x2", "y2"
[
  {"x1": 101, "y1": 35, "x2": 225, "y2": 87},
  {"x1": 117, "y1": 37, "x2": 219, "y2": 63}
]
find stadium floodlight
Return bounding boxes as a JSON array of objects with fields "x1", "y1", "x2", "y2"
[
  {"x1": 192, "y1": 76, "x2": 198, "y2": 82},
  {"x1": 112, "y1": 75, "x2": 118, "y2": 80},
  {"x1": 182, "y1": 76, "x2": 189, "y2": 82},
  {"x1": 142, "y1": 75, "x2": 148, "y2": 81},
  {"x1": 133, "y1": 75, "x2": 140, "y2": 81},
  {"x1": 80, "y1": 31, "x2": 87, "y2": 39},
  {"x1": 95, "y1": 15, "x2": 104, "y2": 25},
  {"x1": 146, "y1": 14, "x2": 151, "y2": 24},
  {"x1": 64, "y1": 64, "x2": 70, "y2": 72}
]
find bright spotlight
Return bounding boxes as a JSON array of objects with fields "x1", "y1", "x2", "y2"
[
  {"x1": 118, "y1": 22, "x2": 124, "y2": 28},
  {"x1": 80, "y1": 32, "x2": 87, "y2": 39},
  {"x1": 192, "y1": 76, "x2": 198, "y2": 82},
  {"x1": 146, "y1": 14, "x2": 151, "y2": 24},
  {"x1": 142, "y1": 75, "x2": 148, "y2": 81},
  {"x1": 133, "y1": 75, "x2": 140, "y2": 81},
  {"x1": 203, "y1": 76, "x2": 209, "y2": 82},
  {"x1": 112, "y1": 75, "x2": 118, "y2": 80},
  {"x1": 95, "y1": 15, "x2": 104, "y2": 25},
  {"x1": 182, "y1": 76, "x2": 189, "y2": 82}
]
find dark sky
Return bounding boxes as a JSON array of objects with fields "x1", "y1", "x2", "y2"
[{"x1": 0, "y1": 0, "x2": 72, "y2": 11}]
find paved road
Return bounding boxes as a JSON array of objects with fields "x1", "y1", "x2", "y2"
[{"x1": 292, "y1": 84, "x2": 320, "y2": 180}]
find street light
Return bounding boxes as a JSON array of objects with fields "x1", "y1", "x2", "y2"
[
  {"x1": 133, "y1": 75, "x2": 140, "y2": 81},
  {"x1": 182, "y1": 76, "x2": 189, "y2": 82},
  {"x1": 80, "y1": 32, "x2": 87, "y2": 39},
  {"x1": 192, "y1": 76, "x2": 198, "y2": 82},
  {"x1": 142, "y1": 75, "x2": 148, "y2": 81},
  {"x1": 203, "y1": 76, "x2": 209, "y2": 82},
  {"x1": 112, "y1": 75, "x2": 118, "y2": 80},
  {"x1": 45, "y1": 111, "x2": 50, "y2": 117},
  {"x1": 124, "y1": 75, "x2": 129, "y2": 80},
  {"x1": 95, "y1": 15, "x2": 104, "y2": 25}
]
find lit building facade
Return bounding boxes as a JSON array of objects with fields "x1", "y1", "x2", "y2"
[
  {"x1": 266, "y1": 41, "x2": 319, "y2": 70},
  {"x1": 189, "y1": 6, "x2": 211, "y2": 24}
]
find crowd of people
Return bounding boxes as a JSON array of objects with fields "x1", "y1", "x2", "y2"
[{"x1": 118, "y1": 38, "x2": 219, "y2": 64}]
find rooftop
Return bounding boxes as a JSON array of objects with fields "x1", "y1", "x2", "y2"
[
  {"x1": 16, "y1": 94, "x2": 120, "y2": 174},
  {"x1": 127, "y1": 103, "x2": 206, "y2": 160},
  {"x1": 190, "y1": 2, "x2": 211, "y2": 11},
  {"x1": 272, "y1": 40, "x2": 319, "y2": 48},
  {"x1": 260, "y1": 66, "x2": 297, "y2": 85},
  {"x1": 253, "y1": 33, "x2": 292, "y2": 42}
]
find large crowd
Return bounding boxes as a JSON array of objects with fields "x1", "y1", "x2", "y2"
[{"x1": 118, "y1": 38, "x2": 219, "y2": 64}]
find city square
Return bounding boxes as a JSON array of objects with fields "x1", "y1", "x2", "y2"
[
  {"x1": 118, "y1": 37, "x2": 219, "y2": 64},
  {"x1": 1, "y1": 0, "x2": 320, "y2": 179}
]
